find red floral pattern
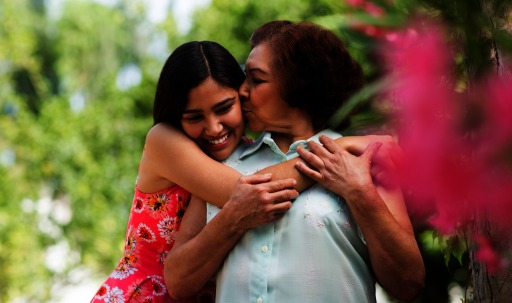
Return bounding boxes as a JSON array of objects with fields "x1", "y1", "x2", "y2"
[{"x1": 91, "y1": 185, "x2": 215, "y2": 303}]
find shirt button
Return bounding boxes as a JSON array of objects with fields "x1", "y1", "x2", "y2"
[
  {"x1": 257, "y1": 297, "x2": 263, "y2": 303},
  {"x1": 261, "y1": 245, "x2": 269, "y2": 253}
]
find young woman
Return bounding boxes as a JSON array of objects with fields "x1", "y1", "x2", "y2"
[
  {"x1": 91, "y1": 41, "x2": 300, "y2": 303},
  {"x1": 91, "y1": 40, "x2": 387, "y2": 303}
]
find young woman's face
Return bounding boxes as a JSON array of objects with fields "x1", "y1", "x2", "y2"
[
  {"x1": 239, "y1": 43, "x2": 293, "y2": 133},
  {"x1": 181, "y1": 77, "x2": 244, "y2": 161}
]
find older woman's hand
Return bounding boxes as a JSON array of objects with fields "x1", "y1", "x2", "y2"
[
  {"x1": 222, "y1": 174, "x2": 299, "y2": 233},
  {"x1": 295, "y1": 135, "x2": 382, "y2": 198},
  {"x1": 305, "y1": 135, "x2": 403, "y2": 190}
]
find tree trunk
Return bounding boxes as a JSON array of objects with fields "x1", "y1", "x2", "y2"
[
  {"x1": 471, "y1": 221, "x2": 512, "y2": 303},
  {"x1": 468, "y1": 1, "x2": 512, "y2": 301}
]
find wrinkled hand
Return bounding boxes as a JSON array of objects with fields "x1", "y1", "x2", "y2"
[
  {"x1": 222, "y1": 174, "x2": 299, "y2": 231},
  {"x1": 335, "y1": 135, "x2": 403, "y2": 189},
  {"x1": 295, "y1": 135, "x2": 382, "y2": 198}
]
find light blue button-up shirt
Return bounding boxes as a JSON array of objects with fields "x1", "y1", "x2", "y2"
[{"x1": 207, "y1": 130, "x2": 376, "y2": 303}]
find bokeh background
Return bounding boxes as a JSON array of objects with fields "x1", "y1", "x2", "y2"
[{"x1": 1, "y1": 0, "x2": 511, "y2": 302}]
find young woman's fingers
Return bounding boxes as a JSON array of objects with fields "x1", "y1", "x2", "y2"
[
  {"x1": 388, "y1": 143, "x2": 405, "y2": 170},
  {"x1": 361, "y1": 141, "x2": 383, "y2": 163}
]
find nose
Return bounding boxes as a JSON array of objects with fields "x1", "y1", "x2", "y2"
[
  {"x1": 239, "y1": 79, "x2": 249, "y2": 101},
  {"x1": 204, "y1": 116, "x2": 223, "y2": 136}
]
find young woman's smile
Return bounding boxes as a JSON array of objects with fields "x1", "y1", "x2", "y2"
[{"x1": 181, "y1": 77, "x2": 244, "y2": 161}]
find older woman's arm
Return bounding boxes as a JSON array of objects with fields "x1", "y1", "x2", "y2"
[
  {"x1": 164, "y1": 174, "x2": 299, "y2": 300},
  {"x1": 162, "y1": 131, "x2": 397, "y2": 299},
  {"x1": 296, "y1": 136, "x2": 425, "y2": 302}
]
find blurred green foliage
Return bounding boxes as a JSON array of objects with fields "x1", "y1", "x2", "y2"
[
  {"x1": 0, "y1": 0, "x2": 510, "y2": 302},
  {"x1": 0, "y1": 1, "x2": 358, "y2": 301},
  {"x1": 0, "y1": 0, "x2": 157, "y2": 300}
]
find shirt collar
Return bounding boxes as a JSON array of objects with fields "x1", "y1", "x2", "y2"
[{"x1": 239, "y1": 129, "x2": 342, "y2": 159}]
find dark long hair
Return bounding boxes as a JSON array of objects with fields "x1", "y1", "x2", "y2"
[
  {"x1": 152, "y1": 41, "x2": 245, "y2": 128},
  {"x1": 250, "y1": 21, "x2": 364, "y2": 131}
]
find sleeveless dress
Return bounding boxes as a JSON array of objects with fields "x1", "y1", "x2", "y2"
[{"x1": 91, "y1": 184, "x2": 215, "y2": 303}]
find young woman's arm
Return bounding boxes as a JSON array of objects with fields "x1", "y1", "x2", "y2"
[
  {"x1": 138, "y1": 123, "x2": 308, "y2": 206},
  {"x1": 139, "y1": 123, "x2": 391, "y2": 207}
]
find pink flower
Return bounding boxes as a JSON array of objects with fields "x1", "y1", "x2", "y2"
[
  {"x1": 346, "y1": 0, "x2": 365, "y2": 7},
  {"x1": 473, "y1": 235, "x2": 508, "y2": 274},
  {"x1": 363, "y1": 2, "x2": 385, "y2": 17},
  {"x1": 380, "y1": 19, "x2": 512, "y2": 236},
  {"x1": 345, "y1": 0, "x2": 389, "y2": 37}
]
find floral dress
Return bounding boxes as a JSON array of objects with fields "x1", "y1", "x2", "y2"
[{"x1": 91, "y1": 184, "x2": 215, "y2": 303}]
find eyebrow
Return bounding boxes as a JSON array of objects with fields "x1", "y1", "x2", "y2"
[
  {"x1": 246, "y1": 67, "x2": 268, "y2": 74},
  {"x1": 183, "y1": 97, "x2": 236, "y2": 114}
]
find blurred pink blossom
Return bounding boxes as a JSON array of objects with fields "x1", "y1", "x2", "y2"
[
  {"x1": 346, "y1": 0, "x2": 365, "y2": 6},
  {"x1": 346, "y1": 0, "x2": 388, "y2": 37},
  {"x1": 381, "y1": 20, "x2": 512, "y2": 239},
  {"x1": 473, "y1": 235, "x2": 509, "y2": 273},
  {"x1": 346, "y1": 0, "x2": 385, "y2": 16}
]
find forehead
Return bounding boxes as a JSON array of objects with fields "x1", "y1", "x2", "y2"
[
  {"x1": 245, "y1": 43, "x2": 273, "y2": 72},
  {"x1": 187, "y1": 77, "x2": 237, "y2": 107}
]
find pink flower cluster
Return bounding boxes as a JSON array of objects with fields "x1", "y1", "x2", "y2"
[
  {"x1": 346, "y1": 0, "x2": 385, "y2": 17},
  {"x1": 345, "y1": 0, "x2": 390, "y2": 38},
  {"x1": 381, "y1": 20, "x2": 512, "y2": 271}
]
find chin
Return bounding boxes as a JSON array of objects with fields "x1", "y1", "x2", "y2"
[
  {"x1": 247, "y1": 123, "x2": 262, "y2": 133},
  {"x1": 211, "y1": 153, "x2": 229, "y2": 162},
  {"x1": 206, "y1": 148, "x2": 231, "y2": 161}
]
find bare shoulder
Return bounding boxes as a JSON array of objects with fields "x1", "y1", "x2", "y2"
[
  {"x1": 147, "y1": 123, "x2": 185, "y2": 143},
  {"x1": 146, "y1": 123, "x2": 199, "y2": 151}
]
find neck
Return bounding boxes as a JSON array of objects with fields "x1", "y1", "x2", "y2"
[{"x1": 271, "y1": 121, "x2": 316, "y2": 153}]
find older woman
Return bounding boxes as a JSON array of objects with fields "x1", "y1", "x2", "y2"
[{"x1": 165, "y1": 21, "x2": 424, "y2": 303}]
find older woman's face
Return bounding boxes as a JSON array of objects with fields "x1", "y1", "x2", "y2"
[{"x1": 239, "y1": 43, "x2": 293, "y2": 133}]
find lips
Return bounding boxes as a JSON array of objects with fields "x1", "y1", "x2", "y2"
[
  {"x1": 207, "y1": 132, "x2": 229, "y2": 145},
  {"x1": 241, "y1": 103, "x2": 251, "y2": 113}
]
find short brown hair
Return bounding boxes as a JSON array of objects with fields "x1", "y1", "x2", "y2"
[{"x1": 250, "y1": 21, "x2": 364, "y2": 131}]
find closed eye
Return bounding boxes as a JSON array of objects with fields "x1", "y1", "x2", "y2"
[
  {"x1": 245, "y1": 67, "x2": 268, "y2": 85},
  {"x1": 251, "y1": 77, "x2": 264, "y2": 84},
  {"x1": 212, "y1": 97, "x2": 237, "y2": 114},
  {"x1": 183, "y1": 114, "x2": 203, "y2": 123},
  {"x1": 215, "y1": 104, "x2": 233, "y2": 115}
]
